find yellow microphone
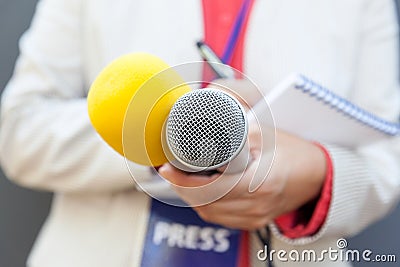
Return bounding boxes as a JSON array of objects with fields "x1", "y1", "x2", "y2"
[{"x1": 87, "y1": 53, "x2": 191, "y2": 166}]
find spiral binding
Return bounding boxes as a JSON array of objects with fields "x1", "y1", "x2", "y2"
[{"x1": 294, "y1": 75, "x2": 400, "y2": 136}]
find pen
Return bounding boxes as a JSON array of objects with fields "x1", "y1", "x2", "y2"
[{"x1": 196, "y1": 41, "x2": 236, "y2": 79}]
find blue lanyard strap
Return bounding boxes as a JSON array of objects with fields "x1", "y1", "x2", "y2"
[{"x1": 221, "y1": 0, "x2": 253, "y2": 64}]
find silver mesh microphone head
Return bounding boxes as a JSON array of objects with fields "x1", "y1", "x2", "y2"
[{"x1": 166, "y1": 88, "x2": 248, "y2": 171}]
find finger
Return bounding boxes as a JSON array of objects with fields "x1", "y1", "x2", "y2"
[
  {"x1": 158, "y1": 164, "x2": 219, "y2": 187},
  {"x1": 219, "y1": 158, "x2": 261, "y2": 197}
]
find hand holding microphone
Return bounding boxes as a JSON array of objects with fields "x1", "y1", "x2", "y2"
[
  {"x1": 159, "y1": 85, "x2": 327, "y2": 229},
  {"x1": 87, "y1": 52, "x2": 275, "y2": 208},
  {"x1": 87, "y1": 52, "x2": 327, "y2": 228}
]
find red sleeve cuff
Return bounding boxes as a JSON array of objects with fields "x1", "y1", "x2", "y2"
[{"x1": 274, "y1": 143, "x2": 333, "y2": 239}]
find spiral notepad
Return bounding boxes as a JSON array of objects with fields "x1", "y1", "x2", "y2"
[{"x1": 253, "y1": 74, "x2": 400, "y2": 147}]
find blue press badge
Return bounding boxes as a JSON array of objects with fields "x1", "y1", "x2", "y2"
[{"x1": 140, "y1": 199, "x2": 242, "y2": 267}]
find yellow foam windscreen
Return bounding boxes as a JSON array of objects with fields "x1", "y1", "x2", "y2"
[{"x1": 87, "y1": 53, "x2": 191, "y2": 166}]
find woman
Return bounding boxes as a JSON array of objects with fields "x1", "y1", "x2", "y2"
[{"x1": 1, "y1": 0, "x2": 399, "y2": 266}]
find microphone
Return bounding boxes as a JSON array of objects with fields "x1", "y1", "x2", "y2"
[
  {"x1": 165, "y1": 88, "x2": 250, "y2": 174},
  {"x1": 87, "y1": 53, "x2": 191, "y2": 166},
  {"x1": 88, "y1": 52, "x2": 251, "y2": 173}
]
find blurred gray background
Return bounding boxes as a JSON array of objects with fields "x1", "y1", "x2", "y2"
[{"x1": 0, "y1": 1, "x2": 399, "y2": 267}]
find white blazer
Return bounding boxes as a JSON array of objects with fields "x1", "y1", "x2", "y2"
[{"x1": 1, "y1": 0, "x2": 399, "y2": 266}]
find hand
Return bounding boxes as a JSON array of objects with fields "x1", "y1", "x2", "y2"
[{"x1": 159, "y1": 126, "x2": 327, "y2": 231}]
